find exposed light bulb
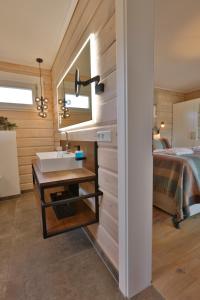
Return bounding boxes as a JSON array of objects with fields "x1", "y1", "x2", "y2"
[
  {"x1": 37, "y1": 105, "x2": 41, "y2": 110},
  {"x1": 160, "y1": 122, "x2": 165, "y2": 128},
  {"x1": 35, "y1": 97, "x2": 40, "y2": 102},
  {"x1": 44, "y1": 98, "x2": 48, "y2": 103},
  {"x1": 58, "y1": 99, "x2": 63, "y2": 104},
  {"x1": 43, "y1": 105, "x2": 48, "y2": 110},
  {"x1": 64, "y1": 112, "x2": 70, "y2": 118},
  {"x1": 39, "y1": 112, "x2": 44, "y2": 117},
  {"x1": 42, "y1": 112, "x2": 47, "y2": 118}
]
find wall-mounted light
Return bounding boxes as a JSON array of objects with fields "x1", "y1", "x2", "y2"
[
  {"x1": 35, "y1": 58, "x2": 48, "y2": 118},
  {"x1": 153, "y1": 121, "x2": 165, "y2": 136},
  {"x1": 75, "y1": 68, "x2": 104, "y2": 97},
  {"x1": 160, "y1": 121, "x2": 165, "y2": 129}
]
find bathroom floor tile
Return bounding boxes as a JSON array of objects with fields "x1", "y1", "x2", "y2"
[
  {"x1": 15, "y1": 193, "x2": 37, "y2": 212},
  {"x1": 0, "y1": 199, "x2": 16, "y2": 222},
  {"x1": 131, "y1": 286, "x2": 164, "y2": 300},
  {"x1": 6, "y1": 248, "x2": 123, "y2": 300},
  {"x1": 0, "y1": 219, "x2": 15, "y2": 240},
  {"x1": 0, "y1": 191, "x2": 124, "y2": 300}
]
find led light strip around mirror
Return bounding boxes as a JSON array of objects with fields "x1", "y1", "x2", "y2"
[{"x1": 57, "y1": 34, "x2": 100, "y2": 131}]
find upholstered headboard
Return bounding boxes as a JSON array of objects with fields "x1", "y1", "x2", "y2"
[{"x1": 153, "y1": 138, "x2": 171, "y2": 150}]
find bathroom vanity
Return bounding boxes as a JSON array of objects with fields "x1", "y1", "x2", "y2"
[{"x1": 32, "y1": 141, "x2": 103, "y2": 238}]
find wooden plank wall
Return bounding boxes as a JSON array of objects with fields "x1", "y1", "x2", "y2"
[
  {"x1": 184, "y1": 90, "x2": 200, "y2": 101},
  {"x1": 154, "y1": 88, "x2": 185, "y2": 143},
  {"x1": 51, "y1": 0, "x2": 118, "y2": 269},
  {"x1": 0, "y1": 61, "x2": 54, "y2": 191},
  {"x1": 154, "y1": 88, "x2": 200, "y2": 143}
]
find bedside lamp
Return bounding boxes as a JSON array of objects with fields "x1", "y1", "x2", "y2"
[
  {"x1": 160, "y1": 121, "x2": 165, "y2": 129},
  {"x1": 153, "y1": 121, "x2": 165, "y2": 139}
]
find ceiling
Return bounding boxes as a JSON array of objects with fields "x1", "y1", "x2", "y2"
[
  {"x1": 155, "y1": 0, "x2": 200, "y2": 92},
  {"x1": 0, "y1": 0, "x2": 77, "y2": 69}
]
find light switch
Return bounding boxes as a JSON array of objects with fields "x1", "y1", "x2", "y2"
[{"x1": 97, "y1": 130, "x2": 112, "y2": 142}]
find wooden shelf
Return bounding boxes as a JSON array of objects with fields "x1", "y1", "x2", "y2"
[
  {"x1": 32, "y1": 162, "x2": 96, "y2": 188},
  {"x1": 45, "y1": 200, "x2": 96, "y2": 236},
  {"x1": 34, "y1": 184, "x2": 98, "y2": 238}
]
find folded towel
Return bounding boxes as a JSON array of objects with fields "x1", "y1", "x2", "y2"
[
  {"x1": 192, "y1": 146, "x2": 200, "y2": 152},
  {"x1": 154, "y1": 148, "x2": 194, "y2": 156},
  {"x1": 153, "y1": 149, "x2": 167, "y2": 153}
]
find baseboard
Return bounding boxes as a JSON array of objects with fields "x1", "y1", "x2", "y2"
[
  {"x1": 0, "y1": 189, "x2": 34, "y2": 201},
  {"x1": 0, "y1": 193, "x2": 21, "y2": 201},
  {"x1": 83, "y1": 227, "x2": 119, "y2": 283}
]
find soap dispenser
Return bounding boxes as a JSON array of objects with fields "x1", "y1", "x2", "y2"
[{"x1": 75, "y1": 145, "x2": 85, "y2": 160}]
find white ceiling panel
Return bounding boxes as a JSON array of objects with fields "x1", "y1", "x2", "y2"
[
  {"x1": 0, "y1": 0, "x2": 77, "y2": 68},
  {"x1": 155, "y1": 0, "x2": 200, "y2": 92}
]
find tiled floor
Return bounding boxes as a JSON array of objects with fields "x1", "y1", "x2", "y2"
[
  {"x1": 0, "y1": 192, "x2": 163, "y2": 300},
  {"x1": 0, "y1": 192, "x2": 123, "y2": 300}
]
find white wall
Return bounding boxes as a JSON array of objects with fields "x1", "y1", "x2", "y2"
[{"x1": 116, "y1": 0, "x2": 154, "y2": 297}]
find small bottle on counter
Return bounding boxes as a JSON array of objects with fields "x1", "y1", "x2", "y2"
[{"x1": 75, "y1": 145, "x2": 85, "y2": 160}]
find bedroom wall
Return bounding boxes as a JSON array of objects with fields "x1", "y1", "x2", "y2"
[
  {"x1": 0, "y1": 61, "x2": 54, "y2": 191},
  {"x1": 51, "y1": 0, "x2": 118, "y2": 269},
  {"x1": 154, "y1": 88, "x2": 185, "y2": 143},
  {"x1": 184, "y1": 90, "x2": 200, "y2": 101},
  {"x1": 154, "y1": 88, "x2": 200, "y2": 143}
]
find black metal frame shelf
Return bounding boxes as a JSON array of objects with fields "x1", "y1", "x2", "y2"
[{"x1": 32, "y1": 141, "x2": 103, "y2": 239}]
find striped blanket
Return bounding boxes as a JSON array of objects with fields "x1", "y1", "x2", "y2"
[{"x1": 153, "y1": 152, "x2": 200, "y2": 221}]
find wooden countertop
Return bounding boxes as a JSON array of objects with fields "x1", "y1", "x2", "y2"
[{"x1": 32, "y1": 162, "x2": 96, "y2": 187}]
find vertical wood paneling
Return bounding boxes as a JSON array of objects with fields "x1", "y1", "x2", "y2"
[
  {"x1": 51, "y1": 0, "x2": 118, "y2": 269},
  {"x1": 0, "y1": 62, "x2": 54, "y2": 191}
]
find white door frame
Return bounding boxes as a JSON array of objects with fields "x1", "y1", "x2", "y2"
[{"x1": 116, "y1": 0, "x2": 154, "y2": 298}]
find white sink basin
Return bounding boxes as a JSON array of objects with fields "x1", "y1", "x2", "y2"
[{"x1": 36, "y1": 151, "x2": 82, "y2": 173}]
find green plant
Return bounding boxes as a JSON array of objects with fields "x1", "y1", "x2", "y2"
[{"x1": 0, "y1": 116, "x2": 17, "y2": 130}]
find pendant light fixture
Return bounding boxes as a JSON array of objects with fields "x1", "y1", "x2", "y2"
[
  {"x1": 58, "y1": 80, "x2": 70, "y2": 119},
  {"x1": 35, "y1": 58, "x2": 48, "y2": 118}
]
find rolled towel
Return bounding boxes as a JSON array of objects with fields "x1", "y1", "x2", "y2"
[
  {"x1": 154, "y1": 148, "x2": 194, "y2": 156},
  {"x1": 153, "y1": 149, "x2": 167, "y2": 153}
]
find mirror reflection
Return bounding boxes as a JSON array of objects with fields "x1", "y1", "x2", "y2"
[{"x1": 57, "y1": 40, "x2": 92, "y2": 129}]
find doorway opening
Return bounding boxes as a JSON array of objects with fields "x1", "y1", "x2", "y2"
[{"x1": 153, "y1": 1, "x2": 200, "y2": 298}]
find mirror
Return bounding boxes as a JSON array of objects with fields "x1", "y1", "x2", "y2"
[{"x1": 57, "y1": 40, "x2": 92, "y2": 129}]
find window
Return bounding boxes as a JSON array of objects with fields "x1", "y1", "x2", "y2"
[
  {"x1": 64, "y1": 94, "x2": 90, "y2": 109},
  {"x1": 0, "y1": 86, "x2": 33, "y2": 105}
]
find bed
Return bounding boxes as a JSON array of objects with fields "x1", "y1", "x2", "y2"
[{"x1": 153, "y1": 141, "x2": 200, "y2": 228}]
